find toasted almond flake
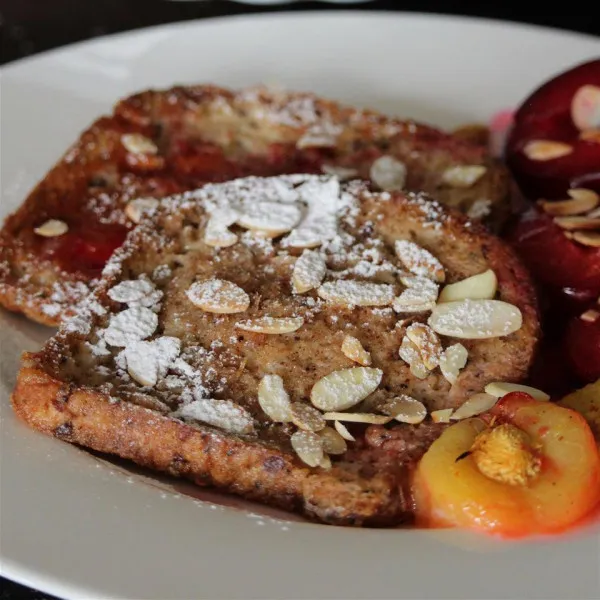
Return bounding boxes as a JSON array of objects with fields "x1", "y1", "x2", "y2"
[
  {"x1": 428, "y1": 299, "x2": 523, "y2": 339},
  {"x1": 581, "y1": 309, "x2": 600, "y2": 323},
  {"x1": 572, "y1": 231, "x2": 600, "y2": 247},
  {"x1": 431, "y1": 409, "x2": 454, "y2": 423},
  {"x1": 203, "y1": 207, "x2": 240, "y2": 247},
  {"x1": 539, "y1": 189, "x2": 599, "y2": 216},
  {"x1": 395, "y1": 240, "x2": 445, "y2": 283},
  {"x1": 33, "y1": 219, "x2": 68, "y2": 237},
  {"x1": 393, "y1": 276, "x2": 439, "y2": 313},
  {"x1": 399, "y1": 336, "x2": 423, "y2": 365},
  {"x1": 291, "y1": 402, "x2": 326, "y2": 432},
  {"x1": 451, "y1": 393, "x2": 498, "y2": 420},
  {"x1": 441, "y1": 165, "x2": 487, "y2": 188},
  {"x1": 187, "y1": 279, "x2": 250, "y2": 314},
  {"x1": 291, "y1": 430, "x2": 324, "y2": 467},
  {"x1": 370, "y1": 155, "x2": 407, "y2": 191},
  {"x1": 292, "y1": 250, "x2": 327, "y2": 294},
  {"x1": 439, "y1": 343, "x2": 468, "y2": 385},
  {"x1": 296, "y1": 127, "x2": 339, "y2": 150},
  {"x1": 108, "y1": 279, "x2": 155, "y2": 304},
  {"x1": 554, "y1": 216, "x2": 600, "y2": 230},
  {"x1": 580, "y1": 129, "x2": 600, "y2": 142},
  {"x1": 235, "y1": 317, "x2": 304, "y2": 334},
  {"x1": 310, "y1": 367, "x2": 383, "y2": 411},
  {"x1": 125, "y1": 198, "x2": 160, "y2": 223},
  {"x1": 204, "y1": 228, "x2": 238, "y2": 248},
  {"x1": 406, "y1": 323, "x2": 442, "y2": 370},
  {"x1": 121, "y1": 133, "x2": 158, "y2": 155},
  {"x1": 124, "y1": 337, "x2": 181, "y2": 388},
  {"x1": 466, "y1": 198, "x2": 492, "y2": 220},
  {"x1": 321, "y1": 165, "x2": 359, "y2": 180},
  {"x1": 484, "y1": 382, "x2": 550, "y2": 401},
  {"x1": 438, "y1": 269, "x2": 498, "y2": 303},
  {"x1": 523, "y1": 140, "x2": 573, "y2": 161},
  {"x1": 317, "y1": 280, "x2": 394, "y2": 307},
  {"x1": 236, "y1": 202, "x2": 301, "y2": 236},
  {"x1": 341, "y1": 335, "x2": 372, "y2": 366},
  {"x1": 383, "y1": 395, "x2": 427, "y2": 424},
  {"x1": 257, "y1": 374, "x2": 292, "y2": 422},
  {"x1": 318, "y1": 427, "x2": 348, "y2": 454},
  {"x1": 334, "y1": 420, "x2": 356, "y2": 441},
  {"x1": 176, "y1": 398, "x2": 255, "y2": 435},
  {"x1": 322, "y1": 412, "x2": 392, "y2": 424},
  {"x1": 571, "y1": 85, "x2": 600, "y2": 131},
  {"x1": 319, "y1": 454, "x2": 332, "y2": 470},
  {"x1": 410, "y1": 359, "x2": 430, "y2": 380},
  {"x1": 127, "y1": 350, "x2": 159, "y2": 387}
]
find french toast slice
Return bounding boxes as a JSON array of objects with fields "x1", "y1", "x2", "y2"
[
  {"x1": 12, "y1": 175, "x2": 538, "y2": 526},
  {"x1": 0, "y1": 84, "x2": 511, "y2": 326}
]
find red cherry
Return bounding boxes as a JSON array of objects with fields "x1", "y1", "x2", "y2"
[
  {"x1": 505, "y1": 59, "x2": 600, "y2": 199},
  {"x1": 509, "y1": 206, "x2": 600, "y2": 293},
  {"x1": 565, "y1": 313, "x2": 600, "y2": 383}
]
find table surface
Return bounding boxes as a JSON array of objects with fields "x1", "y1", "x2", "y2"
[{"x1": 0, "y1": 1, "x2": 598, "y2": 599}]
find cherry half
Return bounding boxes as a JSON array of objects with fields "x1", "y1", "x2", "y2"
[{"x1": 506, "y1": 59, "x2": 600, "y2": 199}]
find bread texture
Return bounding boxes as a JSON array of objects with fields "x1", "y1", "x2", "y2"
[
  {"x1": 0, "y1": 84, "x2": 511, "y2": 326},
  {"x1": 11, "y1": 175, "x2": 538, "y2": 526}
]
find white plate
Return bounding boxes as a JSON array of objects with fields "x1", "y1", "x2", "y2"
[{"x1": 1, "y1": 12, "x2": 599, "y2": 600}]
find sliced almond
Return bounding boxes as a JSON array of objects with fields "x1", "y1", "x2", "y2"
[
  {"x1": 318, "y1": 426, "x2": 348, "y2": 455},
  {"x1": 204, "y1": 207, "x2": 240, "y2": 248},
  {"x1": 321, "y1": 165, "x2": 359, "y2": 180},
  {"x1": 121, "y1": 133, "x2": 158, "y2": 155},
  {"x1": 291, "y1": 402, "x2": 326, "y2": 432},
  {"x1": 438, "y1": 269, "x2": 497, "y2": 303},
  {"x1": 341, "y1": 335, "x2": 372, "y2": 366},
  {"x1": 539, "y1": 188, "x2": 599, "y2": 216},
  {"x1": 428, "y1": 299, "x2": 523, "y2": 339},
  {"x1": 393, "y1": 276, "x2": 438, "y2": 313},
  {"x1": 399, "y1": 337, "x2": 431, "y2": 380},
  {"x1": 370, "y1": 155, "x2": 407, "y2": 191},
  {"x1": 554, "y1": 216, "x2": 600, "y2": 231},
  {"x1": 108, "y1": 279, "x2": 155, "y2": 304},
  {"x1": 257, "y1": 374, "x2": 292, "y2": 422},
  {"x1": 395, "y1": 240, "x2": 445, "y2": 283},
  {"x1": 310, "y1": 367, "x2": 383, "y2": 411},
  {"x1": 441, "y1": 165, "x2": 487, "y2": 188},
  {"x1": 484, "y1": 382, "x2": 550, "y2": 401},
  {"x1": 187, "y1": 279, "x2": 250, "y2": 314},
  {"x1": 236, "y1": 202, "x2": 301, "y2": 237},
  {"x1": 33, "y1": 219, "x2": 68, "y2": 237},
  {"x1": 450, "y1": 393, "x2": 498, "y2": 420},
  {"x1": 235, "y1": 317, "x2": 304, "y2": 334},
  {"x1": 317, "y1": 280, "x2": 394, "y2": 307},
  {"x1": 439, "y1": 343, "x2": 468, "y2": 385},
  {"x1": 572, "y1": 231, "x2": 600, "y2": 247},
  {"x1": 383, "y1": 395, "x2": 427, "y2": 424},
  {"x1": 292, "y1": 250, "x2": 327, "y2": 294},
  {"x1": 523, "y1": 140, "x2": 573, "y2": 161},
  {"x1": 431, "y1": 408, "x2": 454, "y2": 423},
  {"x1": 104, "y1": 306, "x2": 158, "y2": 347},
  {"x1": 410, "y1": 359, "x2": 430, "y2": 380},
  {"x1": 406, "y1": 323, "x2": 442, "y2": 370},
  {"x1": 571, "y1": 84, "x2": 600, "y2": 131},
  {"x1": 322, "y1": 412, "x2": 392, "y2": 424},
  {"x1": 581, "y1": 309, "x2": 600, "y2": 323},
  {"x1": 125, "y1": 198, "x2": 160, "y2": 223},
  {"x1": 334, "y1": 420, "x2": 356, "y2": 441},
  {"x1": 319, "y1": 454, "x2": 332, "y2": 470},
  {"x1": 290, "y1": 430, "x2": 324, "y2": 467}
]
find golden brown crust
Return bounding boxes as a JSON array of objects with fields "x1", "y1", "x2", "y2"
[
  {"x1": 0, "y1": 84, "x2": 511, "y2": 326},
  {"x1": 12, "y1": 363, "x2": 403, "y2": 526}
]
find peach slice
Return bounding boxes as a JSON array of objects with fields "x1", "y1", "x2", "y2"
[{"x1": 413, "y1": 392, "x2": 600, "y2": 537}]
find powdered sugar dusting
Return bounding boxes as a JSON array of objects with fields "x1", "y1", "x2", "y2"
[
  {"x1": 175, "y1": 398, "x2": 255, "y2": 434},
  {"x1": 103, "y1": 306, "x2": 158, "y2": 347}
]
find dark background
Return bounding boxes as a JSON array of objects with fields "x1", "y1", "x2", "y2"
[{"x1": 0, "y1": 1, "x2": 597, "y2": 599}]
